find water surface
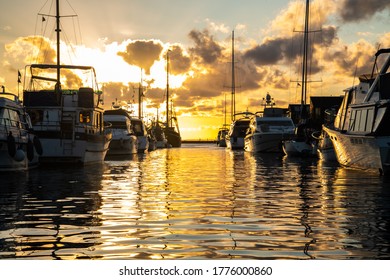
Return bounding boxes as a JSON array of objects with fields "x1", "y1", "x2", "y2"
[{"x1": 1, "y1": 143, "x2": 389, "y2": 259}]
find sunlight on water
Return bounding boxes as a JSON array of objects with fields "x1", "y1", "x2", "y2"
[{"x1": 0, "y1": 144, "x2": 389, "y2": 259}]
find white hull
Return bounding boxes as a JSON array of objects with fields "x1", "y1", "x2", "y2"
[
  {"x1": 0, "y1": 144, "x2": 39, "y2": 171},
  {"x1": 226, "y1": 136, "x2": 245, "y2": 150},
  {"x1": 106, "y1": 132, "x2": 137, "y2": 156},
  {"x1": 323, "y1": 127, "x2": 390, "y2": 174},
  {"x1": 38, "y1": 136, "x2": 111, "y2": 164},
  {"x1": 245, "y1": 132, "x2": 294, "y2": 153},
  {"x1": 283, "y1": 140, "x2": 317, "y2": 157}
]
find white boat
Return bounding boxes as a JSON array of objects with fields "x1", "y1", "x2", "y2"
[
  {"x1": 22, "y1": 0, "x2": 111, "y2": 164},
  {"x1": 282, "y1": 0, "x2": 318, "y2": 158},
  {"x1": 0, "y1": 89, "x2": 41, "y2": 171},
  {"x1": 104, "y1": 109, "x2": 138, "y2": 156},
  {"x1": 323, "y1": 48, "x2": 390, "y2": 175},
  {"x1": 226, "y1": 112, "x2": 253, "y2": 150},
  {"x1": 131, "y1": 117, "x2": 149, "y2": 153},
  {"x1": 244, "y1": 94, "x2": 295, "y2": 153}
]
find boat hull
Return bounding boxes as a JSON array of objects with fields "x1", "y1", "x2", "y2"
[
  {"x1": 226, "y1": 136, "x2": 245, "y2": 150},
  {"x1": 245, "y1": 132, "x2": 294, "y2": 153},
  {"x1": 37, "y1": 133, "x2": 111, "y2": 164},
  {"x1": 323, "y1": 126, "x2": 390, "y2": 175},
  {"x1": 283, "y1": 140, "x2": 317, "y2": 157},
  {"x1": 164, "y1": 128, "x2": 181, "y2": 148}
]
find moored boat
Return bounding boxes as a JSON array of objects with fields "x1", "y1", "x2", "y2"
[
  {"x1": 104, "y1": 109, "x2": 138, "y2": 156},
  {"x1": 0, "y1": 89, "x2": 41, "y2": 171},
  {"x1": 226, "y1": 112, "x2": 253, "y2": 150},
  {"x1": 323, "y1": 48, "x2": 390, "y2": 175},
  {"x1": 245, "y1": 94, "x2": 295, "y2": 153},
  {"x1": 22, "y1": 0, "x2": 111, "y2": 164}
]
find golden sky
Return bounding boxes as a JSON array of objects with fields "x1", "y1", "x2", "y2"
[{"x1": 1, "y1": 0, "x2": 390, "y2": 140}]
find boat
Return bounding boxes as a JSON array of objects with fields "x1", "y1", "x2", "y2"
[
  {"x1": 225, "y1": 31, "x2": 252, "y2": 150},
  {"x1": 131, "y1": 116, "x2": 149, "y2": 153},
  {"x1": 323, "y1": 48, "x2": 390, "y2": 175},
  {"x1": 0, "y1": 88, "x2": 41, "y2": 171},
  {"x1": 163, "y1": 50, "x2": 181, "y2": 147},
  {"x1": 244, "y1": 94, "x2": 295, "y2": 153},
  {"x1": 104, "y1": 109, "x2": 138, "y2": 156},
  {"x1": 226, "y1": 111, "x2": 253, "y2": 150},
  {"x1": 282, "y1": 0, "x2": 318, "y2": 157},
  {"x1": 216, "y1": 124, "x2": 229, "y2": 147},
  {"x1": 149, "y1": 120, "x2": 168, "y2": 149},
  {"x1": 22, "y1": 0, "x2": 112, "y2": 164},
  {"x1": 313, "y1": 108, "x2": 337, "y2": 161},
  {"x1": 315, "y1": 129, "x2": 337, "y2": 161}
]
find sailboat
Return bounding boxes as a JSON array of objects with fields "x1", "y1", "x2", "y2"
[
  {"x1": 282, "y1": 0, "x2": 317, "y2": 157},
  {"x1": 323, "y1": 48, "x2": 390, "y2": 175},
  {"x1": 22, "y1": 0, "x2": 112, "y2": 164},
  {"x1": 225, "y1": 30, "x2": 253, "y2": 150},
  {"x1": 163, "y1": 50, "x2": 181, "y2": 147},
  {"x1": 216, "y1": 92, "x2": 229, "y2": 147}
]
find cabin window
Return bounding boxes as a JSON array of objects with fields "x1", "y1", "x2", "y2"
[
  {"x1": 0, "y1": 108, "x2": 21, "y2": 128},
  {"x1": 79, "y1": 111, "x2": 91, "y2": 123}
]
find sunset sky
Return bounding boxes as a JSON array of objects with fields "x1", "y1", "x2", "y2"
[{"x1": 1, "y1": 0, "x2": 390, "y2": 140}]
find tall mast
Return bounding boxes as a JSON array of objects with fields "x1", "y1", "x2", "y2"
[
  {"x1": 166, "y1": 50, "x2": 170, "y2": 126},
  {"x1": 231, "y1": 30, "x2": 236, "y2": 121},
  {"x1": 55, "y1": 0, "x2": 61, "y2": 93},
  {"x1": 301, "y1": 0, "x2": 309, "y2": 113}
]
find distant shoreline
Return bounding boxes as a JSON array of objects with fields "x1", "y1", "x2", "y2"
[{"x1": 182, "y1": 139, "x2": 216, "y2": 144}]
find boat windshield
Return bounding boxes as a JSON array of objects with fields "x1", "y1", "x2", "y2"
[{"x1": 257, "y1": 120, "x2": 294, "y2": 127}]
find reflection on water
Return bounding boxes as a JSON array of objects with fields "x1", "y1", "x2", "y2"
[{"x1": 0, "y1": 144, "x2": 389, "y2": 259}]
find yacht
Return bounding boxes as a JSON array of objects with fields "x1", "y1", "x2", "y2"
[
  {"x1": 22, "y1": 0, "x2": 111, "y2": 164},
  {"x1": 131, "y1": 117, "x2": 149, "y2": 153},
  {"x1": 104, "y1": 109, "x2": 138, "y2": 156},
  {"x1": 0, "y1": 89, "x2": 41, "y2": 171},
  {"x1": 216, "y1": 125, "x2": 229, "y2": 147},
  {"x1": 226, "y1": 112, "x2": 253, "y2": 150},
  {"x1": 323, "y1": 48, "x2": 390, "y2": 175},
  {"x1": 244, "y1": 94, "x2": 295, "y2": 153}
]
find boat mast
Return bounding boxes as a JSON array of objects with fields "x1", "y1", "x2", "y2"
[
  {"x1": 55, "y1": 0, "x2": 61, "y2": 93},
  {"x1": 231, "y1": 30, "x2": 236, "y2": 121},
  {"x1": 300, "y1": 0, "x2": 309, "y2": 117},
  {"x1": 166, "y1": 50, "x2": 170, "y2": 127}
]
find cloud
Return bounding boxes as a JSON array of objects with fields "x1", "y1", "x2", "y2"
[
  {"x1": 117, "y1": 39, "x2": 163, "y2": 74},
  {"x1": 338, "y1": 0, "x2": 390, "y2": 23},
  {"x1": 188, "y1": 29, "x2": 224, "y2": 65},
  {"x1": 168, "y1": 45, "x2": 192, "y2": 75}
]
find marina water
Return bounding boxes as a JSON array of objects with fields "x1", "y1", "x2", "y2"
[{"x1": 1, "y1": 143, "x2": 389, "y2": 260}]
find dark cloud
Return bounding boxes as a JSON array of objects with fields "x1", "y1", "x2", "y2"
[
  {"x1": 188, "y1": 29, "x2": 223, "y2": 64},
  {"x1": 243, "y1": 38, "x2": 287, "y2": 66},
  {"x1": 118, "y1": 40, "x2": 163, "y2": 74},
  {"x1": 168, "y1": 45, "x2": 192, "y2": 75},
  {"x1": 338, "y1": 0, "x2": 390, "y2": 22}
]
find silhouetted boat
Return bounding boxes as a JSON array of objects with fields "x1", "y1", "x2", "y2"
[{"x1": 163, "y1": 50, "x2": 181, "y2": 147}]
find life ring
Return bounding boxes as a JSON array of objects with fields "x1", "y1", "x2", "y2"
[
  {"x1": 27, "y1": 139, "x2": 34, "y2": 161},
  {"x1": 7, "y1": 132, "x2": 16, "y2": 157},
  {"x1": 33, "y1": 136, "x2": 43, "y2": 155}
]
